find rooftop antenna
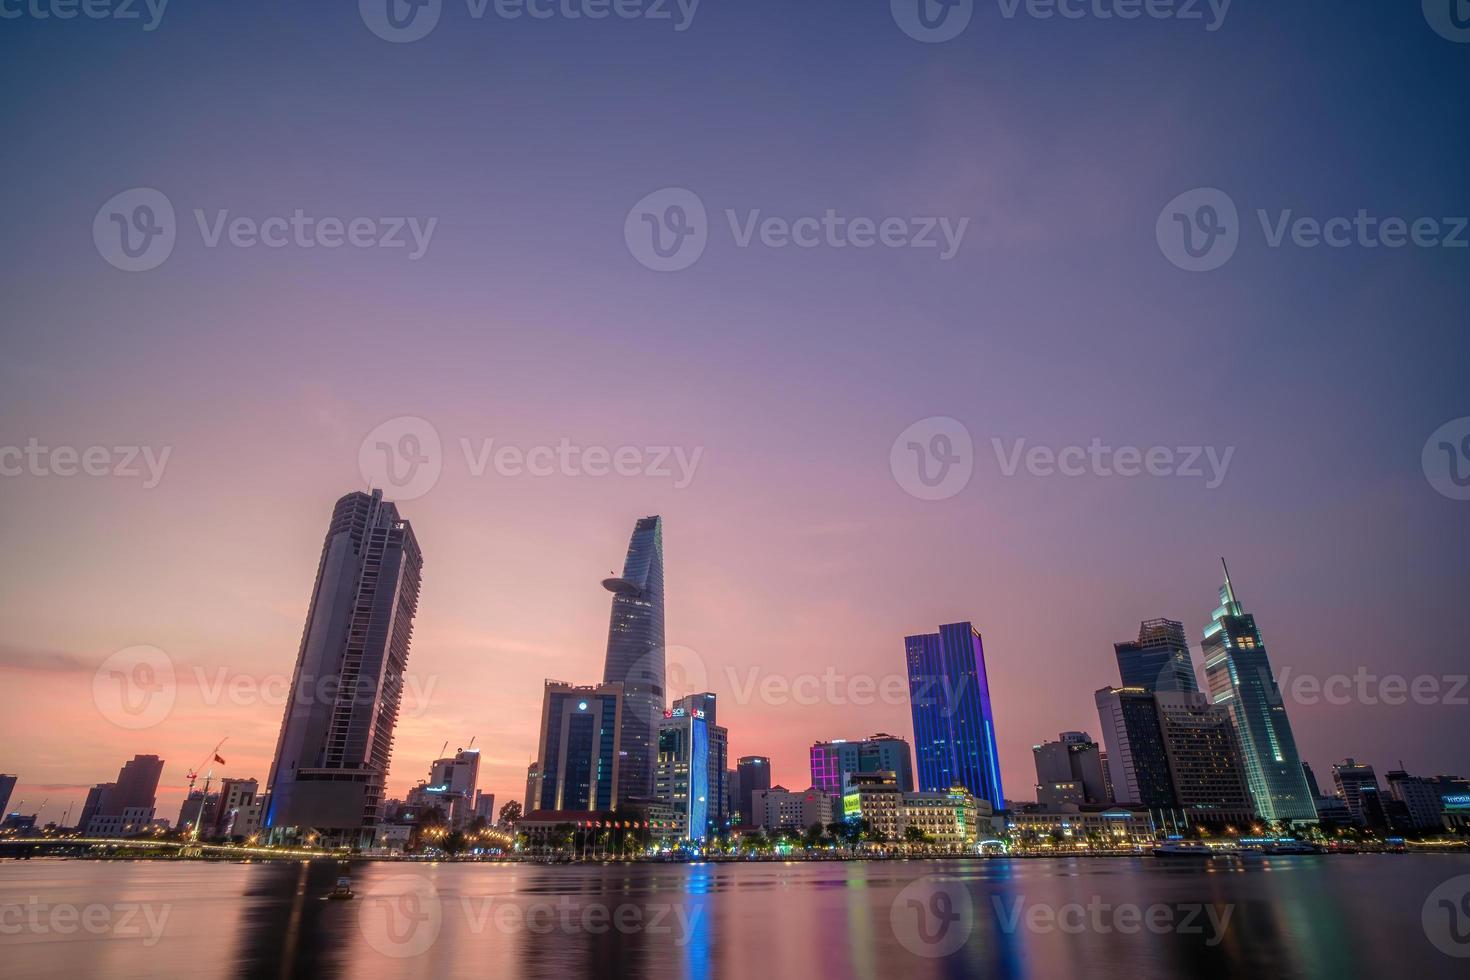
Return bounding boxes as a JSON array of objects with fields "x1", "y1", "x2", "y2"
[
  {"x1": 467, "y1": 736, "x2": 477, "y2": 750},
  {"x1": 1221, "y1": 557, "x2": 1237, "y2": 603}
]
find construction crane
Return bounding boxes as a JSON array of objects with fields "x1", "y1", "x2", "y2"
[{"x1": 184, "y1": 737, "x2": 229, "y2": 840}]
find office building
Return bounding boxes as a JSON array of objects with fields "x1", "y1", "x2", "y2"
[
  {"x1": 1033, "y1": 732, "x2": 1108, "y2": 806},
  {"x1": 1094, "y1": 687, "x2": 1176, "y2": 809},
  {"x1": 673, "y1": 693, "x2": 728, "y2": 830},
  {"x1": 264, "y1": 490, "x2": 424, "y2": 847},
  {"x1": 78, "y1": 783, "x2": 114, "y2": 833},
  {"x1": 214, "y1": 779, "x2": 262, "y2": 839},
  {"x1": 1114, "y1": 618, "x2": 1199, "y2": 693},
  {"x1": 656, "y1": 706, "x2": 711, "y2": 841},
  {"x1": 407, "y1": 746, "x2": 480, "y2": 829},
  {"x1": 474, "y1": 790, "x2": 497, "y2": 823},
  {"x1": 601, "y1": 515, "x2": 666, "y2": 805},
  {"x1": 1302, "y1": 761, "x2": 1323, "y2": 798},
  {"x1": 905, "y1": 622, "x2": 1006, "y2": 808},
  {"x1": 1333, "y1": 759, "x2": 1386, "y2": 828},
  {"x1": 524, "y1": 763, "x2": 540, "y2": 815},
  {"x1": 1154, "y1": 691, "x2": 1257, "y2": 827},
  {"x1": 1201, "y1": 561, "x2": 1317, "y2": 823},
  {"x1": 83, "y1": 754, "x2": 164, "y2": 836},
  {"x1": 533, "y1": 681, "x2": 624, "y2": 812},
  {"x1": 735, "y1": 756, "x2": 771, "y2": 826},
  {"x1": 811, "y1": 734, "x2": 916, "y2": 807}
]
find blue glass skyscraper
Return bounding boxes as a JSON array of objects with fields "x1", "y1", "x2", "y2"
[
  {"x1": 1114, "y1": 618, "x2": 1200, "y2": 693},
  {"x1": 601, "y1": 516, "x2": 666, "y2": 804},
  {"x1": 534, "y1": 682, "x2": 623, "y2": 812},
  {"x1": 905, "y1": 622, "x2": 1006, "y2": 808},
  {"x1": 1202, "y1": 561, "x2": 1317, "y2": 824}
]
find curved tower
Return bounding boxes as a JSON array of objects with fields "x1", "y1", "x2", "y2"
[{"x1": 601, "y1": 515, "x2": 665, "y2": 804}]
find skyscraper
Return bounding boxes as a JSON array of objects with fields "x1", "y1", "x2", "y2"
[
  {"x1": 673, "y1": 693, "x2": 728, "y2": 830},
  {"x1": 601, "y1": 516, "x2": 666, "y2": 804},
  {"x1": 1154, "y1": 691, "x2": 1256, "y2": 827},
  {"x1": 656, "y1": 707, "x2": 711, "y2": 841},
  {"x1": 905, "y1": 622, "x2": 1005, "y2": 808},
  {"x1": 1114, "y1": 618, "x2": 1199, "y2": 693},
  {"x1": 83, "y1": 754, "x2": 165, "y2": 837},
  {"x1": 533, "y1": 681, "x2": 623, "y2": 812},
  {"x1": 264, "y1": 490, "x2": 425, "y2": 847},
  {"x1": 735, "y1": 756, "x2": 771, "y2": 826},
  {"x1": 1201, "y1": 561, "x2": 1317, "y2": 824},
  {"x1": 1094, "y1": 687, "x2": 1176, "y2": 809}
]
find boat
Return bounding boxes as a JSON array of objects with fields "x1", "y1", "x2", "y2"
[
  {"x1": 328, "y1": 875, "x2": 354, "y2": 900},
  {"x1": 1152, "y1": 840, "x2": 1235, "y2": 858}
]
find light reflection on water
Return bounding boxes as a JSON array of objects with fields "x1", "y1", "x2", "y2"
[{"x1": 0, "y1": 855, "x2": 1466, "y2": 979}]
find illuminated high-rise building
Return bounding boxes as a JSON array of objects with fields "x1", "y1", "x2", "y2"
[
  {"x1": 532, "y1": 681, "x2": 623, "y2": 812},
  {"x1": 656, "y1": 707, "x2": 711, "y2": 841},
  {"x1": 601, "y1": 516, "x2": 665, "y2": 804},
  {"x1": 1114, "y1": 618, "x2": 1199, "y2": 693},
  {"x1": 264, "y1": 490, "x2": 424, "y2": 847},
  {"x1": 673, "y1": 693, "x2": 728, "y2": 829},
  {"x1": 1201, "y1": 561, "x2": 1317, "y2": 824},
  {"x1": 905, "y1": 622, "x2": 1005, "y2": 808},
  {"x1": 811, "y1": 734, "x2": 915, "y2": 817}
]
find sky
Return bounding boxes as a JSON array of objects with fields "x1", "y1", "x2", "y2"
[{"x1": 1, "y1": 2, "x2": 1468, "y2": 828}]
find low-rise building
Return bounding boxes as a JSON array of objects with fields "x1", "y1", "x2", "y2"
[
  {"x1": 1007, "y1": 804, "x2": 1156, "y2": 848},
  {"x1": 903, "y1": 788, "x2": 990, "y2": 849},
  {"x1": 751, "y1": 786, "x2": 832, "y2": 832}
]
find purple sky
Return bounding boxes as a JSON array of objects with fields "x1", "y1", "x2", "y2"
[{"x1": 1, "y1": 2, "x2": 1468, "y2": 826}]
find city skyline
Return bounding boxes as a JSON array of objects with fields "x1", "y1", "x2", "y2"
[{"x1": 2, "y1": 492, "x2": 1467, "y2": 828}]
